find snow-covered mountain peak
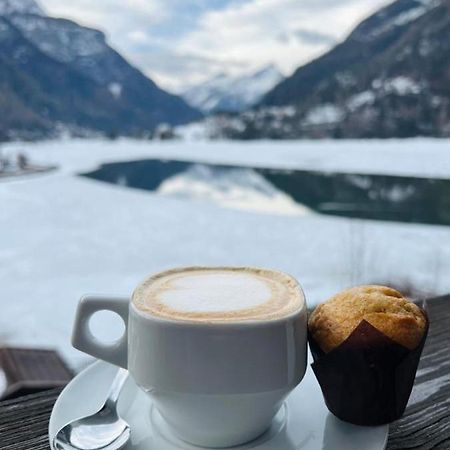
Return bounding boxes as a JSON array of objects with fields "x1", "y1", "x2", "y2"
[
  {"x1": 0, "y1": 0, "x2": 44, "y2": 16},
  {"x1": 183, "y1": 65, "x2": 284, "y2": 113}
]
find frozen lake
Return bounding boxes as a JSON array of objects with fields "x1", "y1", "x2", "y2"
[{"x1": 1, "y1": 138, "x2": 449, "y2": 369}]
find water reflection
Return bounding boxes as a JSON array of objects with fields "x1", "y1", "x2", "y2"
[{"x1": 82, "y1": 159, "x2": 450, "y2": 225}]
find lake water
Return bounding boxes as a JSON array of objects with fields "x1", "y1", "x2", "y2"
[{"x1": 83, "y1": 159, "x2": 450, "y2": 226}]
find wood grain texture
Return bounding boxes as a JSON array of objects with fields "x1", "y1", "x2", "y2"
[
  {"x1": 387, "y1": 295, "x2": 450, "y2": 450},
  {"x1": 0, "y1": 388, "x2": 62, "y2": 449},
  {"x1": 0, "y1": 295, "x2": 449, "y2": 450}
]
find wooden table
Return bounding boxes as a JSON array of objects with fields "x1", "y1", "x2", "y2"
[{"x1": 1, "y1": 295, "x2": 449, "y2": 450}]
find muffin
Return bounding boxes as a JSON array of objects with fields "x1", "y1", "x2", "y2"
[
  {"x1": 309, "y1": 285, "x2": 426, "y2": 353},
  {"x1": 308, "y1": 285, "x2": 428, "y2": 426}
]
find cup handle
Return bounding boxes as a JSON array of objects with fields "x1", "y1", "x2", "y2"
[{"x1": 72, "y1": 295, "x2": 129, "y2": 369}]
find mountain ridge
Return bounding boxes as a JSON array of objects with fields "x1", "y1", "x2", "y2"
[
  {"x1": 261, "y1": 0, "x2": 438, "y2": 107},
  {"x1": 183, "y1": 65, "x2": 284, "y2": 113},
  {"x1": 0, "y1": 0, "x2": 201, "y2": 140},
  {"x1": 219, "y1": 0, "x2": 450, "y2": 139},
  {"x1": 0, "y1": 0, "x2": 43, "y2": 16}
]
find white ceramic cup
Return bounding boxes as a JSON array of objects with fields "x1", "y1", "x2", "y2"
[{"x1": 72, "y1": 269, "x2": 308, "y2": 448}]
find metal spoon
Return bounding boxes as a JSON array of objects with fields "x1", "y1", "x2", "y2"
[{"x1": 53, "y1": 368, "x2": 130, "y2": 450}]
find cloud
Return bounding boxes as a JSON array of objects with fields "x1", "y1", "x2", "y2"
[
  {"x1": 40, "y1": 0, "x2": 391, "y2": 91},
  {"x1": 132, "y1": 47, "x2": 250, "y2": 92},
  {"x1": 41, "y1": 0, "x2": 168, "y2": 35},
  {"x1": 175, "y1": 0, "x2": 391, "y2": 78}
]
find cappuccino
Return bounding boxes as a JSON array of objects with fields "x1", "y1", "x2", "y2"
[{"x1": 132, "y1": 267, "x2": 303, "y2": 322}]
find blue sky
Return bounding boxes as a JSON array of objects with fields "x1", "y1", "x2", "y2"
[{"x1": 40, "y1": 0, "x2": 391, "y2": 92}]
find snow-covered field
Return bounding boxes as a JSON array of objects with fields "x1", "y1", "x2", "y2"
[
  {"x1": 1, "y1": 138, "x2": 450, "y2": 369},
  {"x1": 3, "y1": 137, "x2": 450, "y2": 178}
]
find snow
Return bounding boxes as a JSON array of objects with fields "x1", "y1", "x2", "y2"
[
  {"x1": 183, "y1": 65, "x2": 284, "y2": 113},
  {"x1": 175, "y1": 120, "x2": 217, "y2": 141},
  {"x1": 348, "y1": 78, "x2": 423, "y2": 108},
  {"x1": 0, "y1": 0, "x2": 43, "y2": 16},
  {"x1": 383, "y1": 76, "x2": 423, "y2": 95},
  {"x1": 393, "y1": 6, "x2": 427, "y2": 27},
  {"x1": 9, "y1": 14, "x2": 106, "y2": 63},
  {"x1": 419, "y1": 37, "x2": 434, "y2": 57},
  {"x1": 370, "y1": 2, "x2": 433, "y2": 37},
  {"x1": 1, "y1": 139, "x2": 450, "y2": 369},
  {"x1": 303, "y1": 104, "x2": 345, "y2": 126},
  {"x1": 108, "y1": 82, "x2": 122, "y2": 99},
  {"x1": 3, "y1": 138, "x2": 450, "y2": 179},
  {"x1": 347, "y1": 91, "x2": 376, "y2": 111},
  {"x1": 270, "y1": 106, "x2": 296, "y2": 118}
]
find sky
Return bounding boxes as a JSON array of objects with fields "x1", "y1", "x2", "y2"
[{"x1": 40, "y1": 0, "x2": 392, "y2": 92}]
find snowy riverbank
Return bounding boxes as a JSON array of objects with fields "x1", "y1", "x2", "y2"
[
  {"x1": 3, "y1": 137, "x2": 450, "y2": 178},
  {"x1": 1, "y1": 139, "x2": 449, "y2": 369}
]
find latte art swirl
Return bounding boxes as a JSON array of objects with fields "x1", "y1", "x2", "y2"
[{"x1": 132, "y1": 267, "x2": 304, "y2": 323}]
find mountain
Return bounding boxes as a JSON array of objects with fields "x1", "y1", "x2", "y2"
[
  {"x1": 0, "y1": 0, "x2": 200, "y2": 140},
  {"x1": 227, "y1": 0, "x2": 450, "y2": 139},
  {"x1": 0, "y1": 0, "x2": 42, "y2": 15},
  {"x1": 183, "y1": 65, "x2": 284, "y2": 113}
]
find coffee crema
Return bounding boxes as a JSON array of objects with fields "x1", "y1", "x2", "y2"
[{"x1": 132, "y1": 267, "x2": 304, "y2": 323}]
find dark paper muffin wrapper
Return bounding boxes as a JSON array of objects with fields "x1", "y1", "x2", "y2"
[{"x1": 309, "y1": 308, "x2": 429, "y2": 426}]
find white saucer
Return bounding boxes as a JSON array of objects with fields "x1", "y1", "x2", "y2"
[{"x1": 49, "y1": 361, "x2": 388, "y2": 450}]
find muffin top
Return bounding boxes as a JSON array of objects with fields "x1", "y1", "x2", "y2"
[{"x1": 308, "y1": 285, "x2": 426, "y2": 353}]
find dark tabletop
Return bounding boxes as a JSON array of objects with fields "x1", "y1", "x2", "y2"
[{"x1": 1, "y1": 295, "x2": 449, "y2": 450}]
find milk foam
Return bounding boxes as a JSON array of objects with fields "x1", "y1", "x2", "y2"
[
  {"x1": 132, "y1": 267, "x2": 303, "y2": 323},
  {"x1": 159, "y1": 272, "x2": 272, "y2": 313}
]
